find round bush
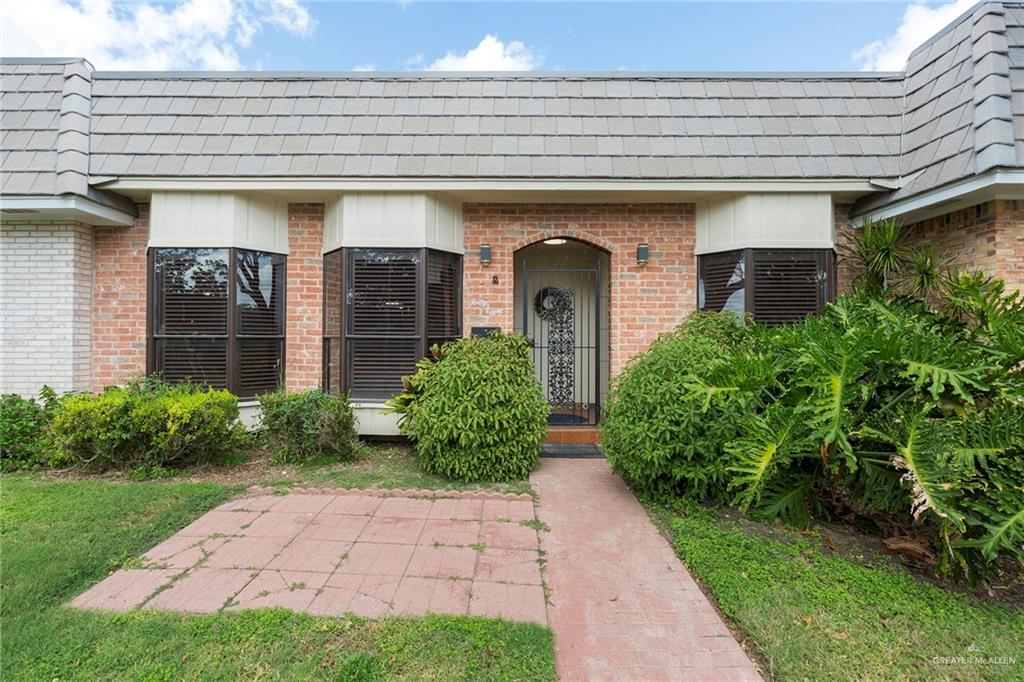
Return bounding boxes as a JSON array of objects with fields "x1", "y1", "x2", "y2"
[
  {"x1": 600, "y1": 313, "x2": 766, "y2": 499},
  {"x1": 388, "y1": 333, "x2": 549, "y2": 482},
  {"x1": 257, "y1": 389, "x2": 357, "y2": 463}
]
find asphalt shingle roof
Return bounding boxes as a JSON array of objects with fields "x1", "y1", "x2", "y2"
[
  {"x1": 83, "y1": 73, "x2": 904, "y2": 181},
  {"x1": 4, "y1": 1, "x2": 1024, "y2": 216}
]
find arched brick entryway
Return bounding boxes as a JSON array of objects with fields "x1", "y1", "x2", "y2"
[{"x1": 462, "y1": 202, "x2": 698, "y2": 378}]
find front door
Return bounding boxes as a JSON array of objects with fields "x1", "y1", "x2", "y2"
[{"x1": 521, "y1": 260, "x2": 600, "y2": 425}]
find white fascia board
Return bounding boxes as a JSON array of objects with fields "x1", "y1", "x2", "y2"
[
  {"x1": 0, "y1": 195, "x2": 136, "y2": 226},
  {"x1": 97, "y1": 177, "x2": 881, "y2": 195},
  {"x1": 852, "y1": 170, "x2": 1024, "y2": 225}
]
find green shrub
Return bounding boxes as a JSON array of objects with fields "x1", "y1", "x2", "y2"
[
  {"x1": 48, "y1": 380, "x2": 240, "y2": 471},
  {"x1": 0, "y1": 387, "x2": 58, "y2": 471},
  {"x1": 604, "y1": 280, "x2": 1024, "y2": 581},
  {"x1": 600, "y1": 313, "x2": 776, "y2": 499},
  {"x1": 386, "y1": 333, "x2": 548, "y2": 482},
  {"x1": 257, "y1": 389, "x2": 357, "y2": 463}
]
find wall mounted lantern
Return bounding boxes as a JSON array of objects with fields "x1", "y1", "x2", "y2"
[
  {"x1": 480, "y1": 243, "x2": 492, "y2": 266},
  {"x1": 636, "y1": 243, "x2": 650, "y2": 265}
]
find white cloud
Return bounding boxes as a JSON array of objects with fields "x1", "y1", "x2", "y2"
[
  {"x1": 260, "y1": 0, "x2": 315, "y2": 36},
  {"x1": 853, "y1": 0, "x2": 976, "y2": 71},
  {"x1": 351, "y1": 63, "x2": 376, "y2": 72},
  {"x1": 0, "y1": 0, "x2": 316, "y2": 70},
  {"x1": 426, "y1": 34, "x2": 540, "y2": 71}
]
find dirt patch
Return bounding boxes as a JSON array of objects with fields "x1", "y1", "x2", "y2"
[{"x1": 25, "y1": 444, "x2": 535, "y2": 498}]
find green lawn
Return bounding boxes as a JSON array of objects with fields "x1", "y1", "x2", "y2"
[
  {"x1": 0, "y1": 478, "x2": 555, "y2": 681},
  {"x1": 649, "y1": 500, "x2": 1024, "y2": 682}
]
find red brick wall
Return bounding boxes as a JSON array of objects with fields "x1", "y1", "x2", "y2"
[
  {"x1": 285, "y1": 203, "x2": 324, "y2": 391},
  {"x1": 463, "y1": 203, "x2": 696, "y2": 376},
  {"x1": 91, "y1": 204, "x2": 149, "y2": 392},
  {"x1": 836, "y1": 200, "x2": 1024, "y2": 295},
  {"x1": 987, "y1": 200, "x2": 1024, "y2": 292}
]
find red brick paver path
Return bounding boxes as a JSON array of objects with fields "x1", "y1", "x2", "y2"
[
  {"x1": 532, "y1": 458, "x2": 762, "y2": 681},
  {"x1": 72, "y1": 490, "x2": 547, "y2": 624}
]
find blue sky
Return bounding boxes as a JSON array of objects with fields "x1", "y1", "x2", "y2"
[
  {"x1": 1, "y1": 1, "x2": 978, "y2": 73},
  {"x1": 251, "y1": 2, "x2": 907, "y2": 72}
]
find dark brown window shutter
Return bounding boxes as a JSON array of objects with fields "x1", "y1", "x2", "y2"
[
  {"x1": 322, "y1": 250, "x2": 343, "y2": 395},
  {"x1": 698, "y1": 249, "x2": 746, "y2": 314},
  {"x1": 751, "y1": 250, "x2": 828, "y2": 324},
  {"x1": 152, "y1": 249, "x2": 230, "y2": 388},
  {"x1": 427, "y1": 250, "x2": 462, "y2": 348},
  {"x1": 155, "y1": 338, "x2": 228, "y2": 388},
  {"x1": 349, "y1": 338, "x2": 419, "y2": 400},
  {"x1": 349, "y1": 250, "x2": 419, "y2": 335},
  {"x1": 235, "y1": 250, "x2": 285, "y2": 397}
]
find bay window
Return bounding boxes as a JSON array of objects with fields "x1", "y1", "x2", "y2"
[
  {"x1": 323, "y1": 248, "x2": 462, "y2": 400},
  {"x1": 698, "y1": 248, "x2": 834, "y2": 324},
  {"x1": 148, "y1": 247, "x2": 285, "y2": 397}
]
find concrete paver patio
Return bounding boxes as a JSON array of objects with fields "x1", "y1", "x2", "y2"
[
  {"x1": 72, "y1": 488, "x2": 547, "y2": 624},
  {"x1": 74, "y1": 460, "x2": 761, "y2": 680},
  {"x1": 532, "y1": 458, "x2": 762, "y2": 681}
]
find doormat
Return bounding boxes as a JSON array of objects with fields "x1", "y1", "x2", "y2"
[
  {"x1": 540, "y1": 443, "x2": 604, "y2": 459},
  {"x1": 548, "y1": 414, "x2": 589, "y2": 425}
]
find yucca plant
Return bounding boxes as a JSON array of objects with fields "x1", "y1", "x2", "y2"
[{"x1": 841, "y1": 218, "x2": 909, "y2": 293}]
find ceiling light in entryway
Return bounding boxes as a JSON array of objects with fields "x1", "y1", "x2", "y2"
[{"x1": 544, "y1": 238, "x2": 567, "y2": 245}]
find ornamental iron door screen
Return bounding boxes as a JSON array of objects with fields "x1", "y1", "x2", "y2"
[{"x1": 521, "y1": 260, "x2": 600, "y2": 426}]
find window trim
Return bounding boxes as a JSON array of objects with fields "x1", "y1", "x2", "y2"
[
  {"x1": 322, "y1": 247, "x2": 463, "y2": 401},
  {"x1": 147, "y1": 246, "x2": 287, "y2": 398},
  {"x1": 697, "y1": 247, "x2": 835, "y2": 324}
]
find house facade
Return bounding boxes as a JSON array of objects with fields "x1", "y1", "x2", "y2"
[{"x1": 2, "y1": 2, "x2": 1023, "y2": 434}]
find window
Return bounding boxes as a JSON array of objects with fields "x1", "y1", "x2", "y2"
[
  {"x1": 698, "y1": 248, "x2": 834, "y2": 324},
  {"x1": 323, "y1": 248, "x2": 462, "y2": 400},
  {"x1": 149, "y1": 247, "x2": 285, "y2": 398}
]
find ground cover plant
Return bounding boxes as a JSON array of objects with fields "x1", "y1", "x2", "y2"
[
  {"x1": 387, "y1": 332, "x2": 549, "y2": 482},
  {"x1": 0, "y1": 478, "x2": 556, "y2": 680},
  {"x1": 648, "y1": 500, "x2": 1024, "y2": 682},
  {"x1": 603, "y1": 220, "x2": 1024, "y2": 581},
  {"x1": 0, "y1": 386, "x2": 58, "y2": 471}
]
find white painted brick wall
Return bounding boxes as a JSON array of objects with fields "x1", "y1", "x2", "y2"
[{"x1": 0, "y1": 222, "x2": 93, "y2": 396}]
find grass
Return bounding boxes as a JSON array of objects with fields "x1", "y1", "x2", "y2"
[
  {"x1": 647, "y1": 499, "x2": 1024, "y2": 682},
  {"x1": 1, "y1": 478, "x2": 555, "y2": 680},
  {"x1": 259, "y1": 443, "x2": 535, "y2": 497}
]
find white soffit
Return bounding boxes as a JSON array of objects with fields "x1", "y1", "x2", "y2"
[
  {"x1": 149, "y1": 191, "x2": 289, "y2": 253},
  {"x1": 323, "y1": 192, "x2": 464, "y2": 254},
  {"x1": 0, "y1": 195, "x2": 136, "y2": 226},
  {"x1": 696, "y1": 193, "x2": 834, "y2": 255}
]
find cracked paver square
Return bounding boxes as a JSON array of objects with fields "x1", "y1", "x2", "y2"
[
  {"x1": 204, "y1": 536, "x2": 291, "y2": 569},
  {"x1": 177, "y1": 510, "x2": 260, "y2": 537},
  {"x1": 71, "y1": 569, "x2": 177, "y2": 611},
  {"x1": 229, "y1": 570, "x2": 328, "y2": 611},
  {"x1": 146, "y1": 568, "x2": 254, "y2": 613},
  {"x1": 266, "y1": 538, "x2": 351, "y2": 573}
]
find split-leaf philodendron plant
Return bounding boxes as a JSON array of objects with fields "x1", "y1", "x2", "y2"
[{"x1": 603, "y1": 221, "x2": 1024, "y2": 582}]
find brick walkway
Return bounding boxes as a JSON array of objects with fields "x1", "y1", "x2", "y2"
[
  {"x1": 532, "y1": 458, "x2": 762, "y2": 681},
  {"x1": 72, "y1": 489, "x2": 547, "y2": 624}
]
